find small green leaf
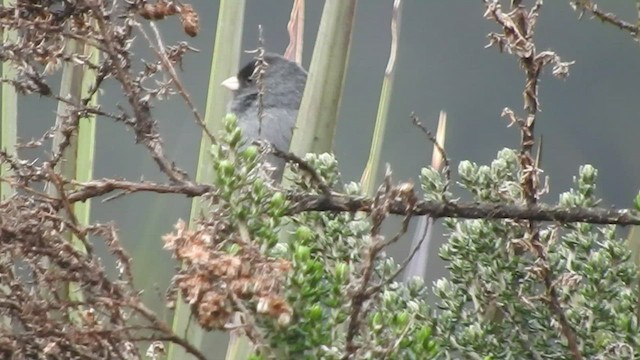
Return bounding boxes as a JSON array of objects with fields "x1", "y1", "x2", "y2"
[{"x1": 634, "y1": 191, "x2": 640, "y2": 211}]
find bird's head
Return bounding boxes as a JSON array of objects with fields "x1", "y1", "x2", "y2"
[{"x1": 221, "y1": 53, "x2": 307, "y2": 109}]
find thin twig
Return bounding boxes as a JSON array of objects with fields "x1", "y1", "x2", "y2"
[
  {"x1": 411, "y1": 112, "x2": 451, "y2": 193},
  {"x1": 265, "y1": 142, "x2": 332, "y2": 197},
  {"x1": 247, "y1": 26, "x2": 267, "y2": 137},
  {"x1": 144, "y1": 22, "x2": 216, "y2": 144}
]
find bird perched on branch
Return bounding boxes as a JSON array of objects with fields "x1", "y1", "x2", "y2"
[{"x1": 221, "y1": 53, "x2": 307, "y2": 181}]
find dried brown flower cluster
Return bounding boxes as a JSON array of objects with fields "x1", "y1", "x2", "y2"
[
  {"x1": 163, "y1": 220, "x2": 293, "y2": 331},
  {"x1": 138, "y1": 0, "x2": 199, "y2": 37}
]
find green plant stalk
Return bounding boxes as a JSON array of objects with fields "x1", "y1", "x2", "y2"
[
  {"x1": 0, "y1": 3, "x2": 17, "y2": 201},
  {"x1": 360, "y1": 79, "x2": 394, "y2": 196},
  {"x1": 68, "y1": 38, "x2": 99, "y2": 305},
  {"x1": 627, "y1": 195, "x2": 640, "y2": 320},
  {"x1": 168, "y1": 1, "x2": 246, "y2": 359},
  {"x1": 47, "y1": 38, "x2": 94, "y2": 324},
  {"x1": 274, "y1": 1, "x2": 357, "y2": 355},
  {"x1": 189, "y1": 0, "x2": 245, "y2": 222},
  {"x1": 361, "y1": 0, "x2": 403, "y2": 196},
  {"x1": 0, "y1": 0, "x2": 18, "y2": 330},
  {"x1": 280, "y1": 0, "x2": 357, "y2": 246},
  {"x1": 287, "y1": 0, "x2": 358, "y2": 157},
  {"x1": 627, "y1": 227, "x2": 640, "y2": 266}
]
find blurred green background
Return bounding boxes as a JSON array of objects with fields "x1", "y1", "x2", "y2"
[{"x1": 15, "y1": 1, "x2": 640, "y2": 357}]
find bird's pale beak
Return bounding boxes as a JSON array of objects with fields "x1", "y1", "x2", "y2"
[{"x1": 221, "y1": 76, "x2": 240, "y2": 91}]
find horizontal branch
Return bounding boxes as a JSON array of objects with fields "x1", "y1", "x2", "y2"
[
  {"x1": 288, "y1": 193, "x2": 640, "y2": 225},
  {"x1": 66, "y1": 179, "x2": 212, "y2": 203},
  {"x1": 64, "y1": 179, "x2": 640, "y2": 226}
]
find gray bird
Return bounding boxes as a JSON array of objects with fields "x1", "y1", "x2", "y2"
[{"x1": 221, "y1": 53, "x2": 307, "y2": 181}]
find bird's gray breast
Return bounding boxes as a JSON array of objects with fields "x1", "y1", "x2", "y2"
[{"x1": 236, "y1": 104, "x2": 298, "y2": 181}]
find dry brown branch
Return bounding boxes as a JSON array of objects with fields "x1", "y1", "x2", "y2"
[
  {"x1": 0, "y1": 195, "x2": 207, "y2": 360},
  {"x1": 484, "y1": 1, "x2": 582, "y2": 359},
  {"x1": 0, "y1": 2, "x2": 211, "y2": 358},
  {"x1": 343, "y1": 167, "x2": 397, "y2": 359},
  {"x1": 570, "y1": 0, "x2": 640, "y2": 36}
]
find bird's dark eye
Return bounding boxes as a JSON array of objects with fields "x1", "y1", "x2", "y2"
[{"x1": 237, "y1": 60, "x2": 258, "y2": 85}]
